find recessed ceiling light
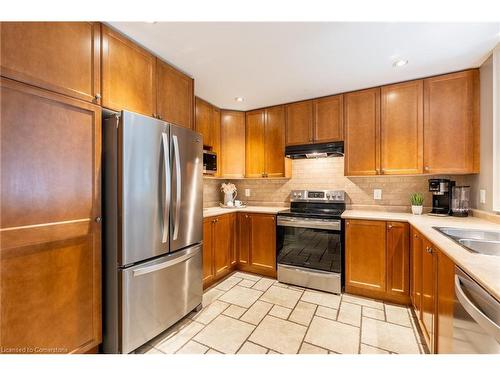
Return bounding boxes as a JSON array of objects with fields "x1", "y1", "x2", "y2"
[
  {"x1": 235, "y1": 97, "x2": 244, "y2": 102},
  {"x1": 393, "y1": 59, "x2": 408, "y2": 68},
  {"x1": 146, "y1": 21, "x2": 157, "y2": 24}
]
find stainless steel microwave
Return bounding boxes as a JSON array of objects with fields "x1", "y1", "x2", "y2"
[{"x1": 203, "y1": 150, "x2": 217, "y2": 175}]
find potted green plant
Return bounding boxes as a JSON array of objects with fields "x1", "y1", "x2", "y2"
[{"x1": 410, "y1": 193, "x2": 424, "y2": 215}]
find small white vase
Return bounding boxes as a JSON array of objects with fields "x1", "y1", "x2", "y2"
[
  {"x1": 411, "y1": 205, "x2": 423, "y2": 215},
  {"x1": 224, "y1": 191, "x2": 235, "y2": 205}
]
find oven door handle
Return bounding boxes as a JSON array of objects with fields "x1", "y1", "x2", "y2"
[{"x1": 277, "y1": 217, "x2": 341, "y2": 231}]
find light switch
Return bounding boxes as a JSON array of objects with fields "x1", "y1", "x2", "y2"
[
  {"x1": 480, "y1": 189, "x2": 486, "y2": 204},
  {"x1": 245, "y1": 188, "x2": 251, "y2": 197},
  {"x1": 373, "y1": 189, "x2": 382, "y2": 200}
]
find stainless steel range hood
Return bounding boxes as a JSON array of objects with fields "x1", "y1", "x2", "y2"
[{"x1": 285, "y1": 141, "x2": 344, "y2": 159}]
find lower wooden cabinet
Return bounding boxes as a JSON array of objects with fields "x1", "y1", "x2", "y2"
[
  {"x1": 420, "y1": 236, "x2": 437, "y2": 352},
  {"x1": 202, "y1": 214, "x2": 236, "y2": 288},
  {"x1": 202, "y1": 212, "x2": 277, "y2": 289},
  {"x1": 436, "y1": 249, "x2": 456, "y2": 354},
  {"x1": 238, "y1": 213, "x2": 277, "y2": 278},
  {"x1": 345, "y1": 219, "x2": 409, "y2": 304}
]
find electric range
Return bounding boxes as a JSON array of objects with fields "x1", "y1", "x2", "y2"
[{"x1": 276, "y1": 190, "x2": 346, "y2": 294}]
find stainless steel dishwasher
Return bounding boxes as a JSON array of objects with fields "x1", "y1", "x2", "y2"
[{"x1": 451, "y1": 267, "x2": 500, "y2": 353}]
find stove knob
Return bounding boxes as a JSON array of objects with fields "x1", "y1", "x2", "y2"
[{"x1": 297, "y1": 193, "x2": 302, "y2": 198}]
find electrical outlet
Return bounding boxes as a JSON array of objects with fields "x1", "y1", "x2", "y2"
[
  {"x1": 245, "y1": 188, "x2": 251, "y2": 197},
  {"x1": 480, "y1": 189, "x2": 486, "y2": 204},
  {"x1": 373, "y1": 189, "x2": 382, "y2": 200}
]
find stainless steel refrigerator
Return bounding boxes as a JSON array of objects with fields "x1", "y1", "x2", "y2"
[{"x1": 102, "y1": 110, "x2": 203, "y2": 353}]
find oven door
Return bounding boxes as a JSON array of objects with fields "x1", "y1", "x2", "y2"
[{"x1": 276, "y1": 216, "x2": 342, "y2": 273}]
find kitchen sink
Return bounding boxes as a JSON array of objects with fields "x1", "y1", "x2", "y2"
[{"x1": 434, "y1": 227, "x2": 500, "y2": 256}]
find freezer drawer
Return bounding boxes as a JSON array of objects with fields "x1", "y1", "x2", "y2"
[{"x1": 121, "y1": 245, "x2": 202, "y2": 353}]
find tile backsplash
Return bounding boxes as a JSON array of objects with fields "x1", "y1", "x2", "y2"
[{"x1": 203, "y1": 157, "x2": 473, "y2": 212}]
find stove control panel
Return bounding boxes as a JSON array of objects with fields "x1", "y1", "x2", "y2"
[{"x1": 291, "y1": 190, "x2": 345, "y2": 202}]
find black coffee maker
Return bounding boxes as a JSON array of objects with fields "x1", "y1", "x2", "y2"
[{"x1": 428, "y1": 179, "x2": 455, "y2": 216}]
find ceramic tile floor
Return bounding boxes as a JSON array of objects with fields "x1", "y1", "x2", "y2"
[{"x1": 135, "y1": 272, "x2": 429, "y2": 355}]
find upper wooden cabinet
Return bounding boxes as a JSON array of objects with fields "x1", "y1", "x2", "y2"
[
  {"x1": 246, "y1": 106, "x2": 286, "y2": 178},
  {"x1": 313, "y1": 94, "x2": 344, "y2": 143},
  {"x1": 101, "y1": 25, "x2": 156, "y2": 116},
  {"x1": 221, "y1": 110, "x2": 246, "y2": 178},
  {"x1": 1, "y1": 78, "x2": 102, "y2": 353},
  {"x1": 344, "y1": 88, "x2": 381, "y2": 176},
  {"x1": 423, "y1": 70, "x2": 479, "y2": 174},
  {"x1": 195, "y1": 97, "x2": 213, "y2": 146},
  {"x1": 1, "y1": 22, "x2": 101, "y2": 104},
  {"x1": 285, "y1": 100, "x2": 313, "y2": 145},
  {"x1": 381, "y1": 80, "x2": 423, "y2": 175},
  {"x1": 156, "y1": 59, "x2": 194, "y2": 129},
  {"x1": 195, "y1": 97, "x2": 221, "y2": 155},
  {"x1": 345, "y1": 219, "x2": 387, "y2": 294}
]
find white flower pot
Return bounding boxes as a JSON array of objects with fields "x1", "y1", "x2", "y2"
[
  {"x1": 411, "y1": 205, "x2": 423, "y2": 215},
  {"x1": 224, "y1": 192, "x2": 236, "y2": 205}
]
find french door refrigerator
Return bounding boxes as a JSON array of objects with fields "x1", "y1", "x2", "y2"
[{"x1": 102, "y1": 110, "x2": 203, "y2": 353}]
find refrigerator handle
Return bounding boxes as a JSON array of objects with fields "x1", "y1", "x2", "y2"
[
  {"x1": 161, "y1": 132, "x2": 170, "y2": 243},
  {"x1": 172, "y1": 134, "x2": 181, "y2": 240}
]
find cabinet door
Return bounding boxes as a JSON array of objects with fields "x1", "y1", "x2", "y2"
[
  {"x1": 101, "y1": 25, "x2": 156, "y2": 116},
  {"x1": 229, "y1": 214, "x2": 237, "y2": 267},
  {"x1": 202, "y1": 218, "x2": 214, "y2": 286},
  {"x1": 212, "y1": 107, "x2": 221, "y2": 176},
  {"x1": 421, "y1": 239, "x2": 437, "y2": 352},
  {"x1": 1, "y1": 22, "x2": 101, "y2": 104},
  {"x1": 344, "y1": 88, "x2": 381, "y2": 176},
  {"x1": 285, "y1": 100, "x2": 313, "y2": 146},
  {"x1": 245, "y1": 110, "x2": 266, "y2": 177},
  {"x1": 381, "y1": 80, "x2": 423, "y2": 175},
  {"x1": 237, "y1": 213, "x2": 250, "y2": 266},
  {"x1": 423, "y1": 70, "x2": 479, "y2": 174},
  {"x1": 195, "y1": 97, "x2": 212, "y2": 147},
  {"x1": 213, "y1": 215, "x2": 231, "y2": 278},
  {"x1": 313, "y1": 94, "x2": 343, "y2": 142},
  {"x1": 156, "y1": 59, "x2": 194, "y2": 129},
  {"x1": 0, "y1": 78, "x2": 102, "y2": 353},
  {"x1": 345, "y1": 219, "x2": 386, "y2": 293},
  {"x1": 410, "y1": 228, "x2": 423, "y2": 319},
  {"x1": 436, "y1": 249, "x2": 455, "y2": 354},
  {"x1": 264, "y1": 105, "x2": 286, "y2": 177},
  {"x1": 221, "y1": 111, "x2": 246, "y2": 178},
  {"x1": 249, "y1": 214, "x2": 277, "y2": 277},
  {"x1": 386, "y1": 222, "x2": 410, "y2": 301}
]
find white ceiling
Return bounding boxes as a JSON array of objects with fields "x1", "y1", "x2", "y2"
[{"x1": 110, "y1": 22, "x2": 500, "y2": 110}]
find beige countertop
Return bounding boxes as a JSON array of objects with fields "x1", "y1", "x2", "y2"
[
  {"x1": 342, "y1": 210, "x2": 500, "y2": 301},
  {"x1": 203, "y1": 206, "x2": 288, "y2": 218}
]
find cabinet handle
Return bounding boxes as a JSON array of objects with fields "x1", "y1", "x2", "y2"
[
  {"x1": 94, "y1": 93, "x2": 101, "y2": 101},
  {"x1": 426, "y1": 247, "x2": 433, "y2": 254},
  {"x1": 424, "y1": 166, "x2": 430, "y2": 171},
  {"x1": 376, "y1": 168, "x2": 380, "y2": 174},
  {"x1": 95, "y1": 216, "x2": 102, "y2": 223},
  {"x1": 388, "y1": 224, "x2": 393, "y2": 229}
]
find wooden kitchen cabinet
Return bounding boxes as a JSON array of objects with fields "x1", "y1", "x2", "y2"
[
  {"x1": 345, "y1": 219, "x2": 387, "y2": 294},
  {"x1": 202, "y1": 214, "x2": 236, "y2": 288},
  {"x1": 237, "y1": 213, "x2": 277, "y2": 278},
  {"x1": 386, "y1": 222, "x2": 410, "y2": 303},
  {"x1": 0, "y1": 78, "x2": 102, "y2": 353},
  {"x1": 101, "y1": 25, "x2": 157, "y2": 116},
  {"x1": 220, "y1": 110, "x2": 246, "y2": 178},
  {"x1": 346, "y1": 219, "x2": 410, "y2": 304},
  {"x1": 313, "y1": 94, "x2": 344, "y2": 143},
  {"x1": 285, "y1": 100, "x2": 313, "y2": 145},
  {"x1": 381, "y1": 80, "x2": 423, "y2": 175},
  {"x1": 1, "y1": 22, "x2": 101, "y2": 104},
  {"x1": 246, "y1": 106, "x2": 286, "y2": 178},
  {"x1": 410, "y1": 227, "x2": 424, "y2": 319},
  {"x1": 421, "y1": 237, "x2": 437, "y2": 352},
  {"x1": 344, "y1": 88, "x2": 381, "y2": 176},
  {"x1": 156, "y1": 58, "x2": 194, "y2": 129},
  {"x1": 212, "y1": 107, "x2": 221, "y2": 176},
  {"x1": 195, "y1": 97, "x2": 213, "y2": 146},
  {"x1": 423, "y1": 70, "x2": 479, "y2": 174}
]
